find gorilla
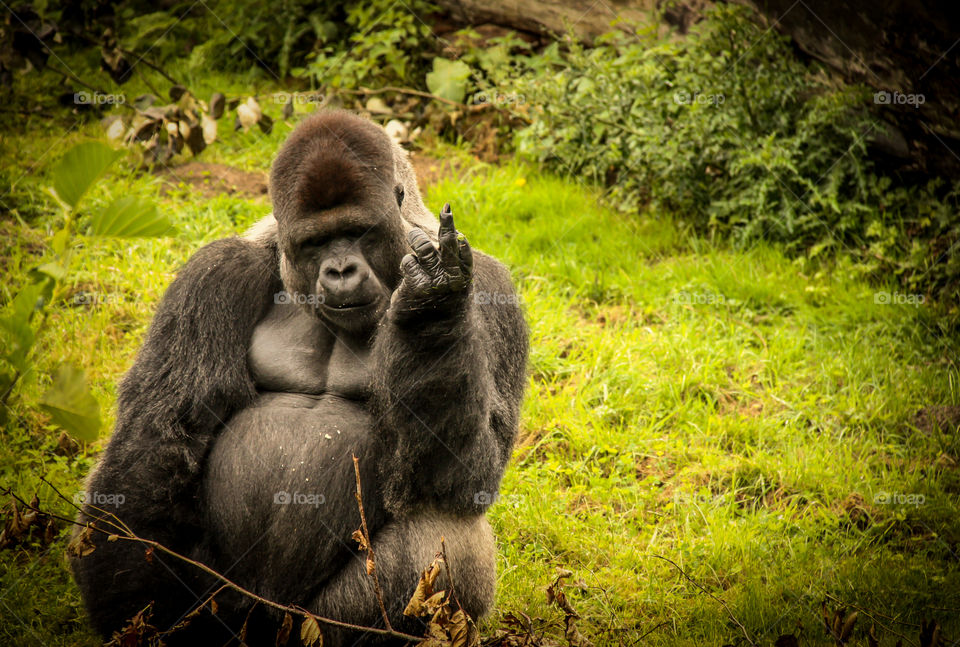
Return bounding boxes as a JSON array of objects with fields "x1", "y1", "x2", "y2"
[{"x1": 70, "y1": 110, "x2": 528, "y2": 645}]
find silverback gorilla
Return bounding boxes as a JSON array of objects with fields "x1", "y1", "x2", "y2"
[{"x1": 70, "y1": 110, "x2": 528, "y2": 645}]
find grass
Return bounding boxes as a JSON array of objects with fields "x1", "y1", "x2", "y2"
[{"x1": 1, "y1": 108, "x2": 959, "y2": 646}]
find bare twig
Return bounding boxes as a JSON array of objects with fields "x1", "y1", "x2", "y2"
[
  {"x1": 648, "y1": 554, "x2": 756, "y2": 647},
  {"x1": 160, "y1": 583, "x2": 230, "y2": 637},
  {"x1": 439, "y1": 536, "x2": 462, "y2": 611},
  {"x1": 352, "y1": 454, "x2": 394, "y2": 632},
  {"x1": 822, "y1": 592, "x2": 920, "y2": 647},
  {"x1": 1, "y1": 485, "x2": 424, "y2": 643},
  {"x1": 337, "y1": 85, "x2": 491, "y2": 111}
]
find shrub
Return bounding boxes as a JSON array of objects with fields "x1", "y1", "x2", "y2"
[{"x1": 496, "y1": 5, "x2": 959, "y2": 308}]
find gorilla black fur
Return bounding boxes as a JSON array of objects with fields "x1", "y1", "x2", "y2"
[{"x1": 70, "y1": 110, "x2": 528, "y2": 645}]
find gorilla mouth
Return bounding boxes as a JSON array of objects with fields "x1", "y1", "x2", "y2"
[{"x1": 322, "y1": 300, "x2": 375, "y2": 311}]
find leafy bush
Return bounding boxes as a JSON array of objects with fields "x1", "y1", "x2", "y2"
[
  {"x1": 297, "y1": 0, "x2": 436, "y2": 89},
  {"x1": 495, "y1": 5, "x2": 959, "y2": 308}
]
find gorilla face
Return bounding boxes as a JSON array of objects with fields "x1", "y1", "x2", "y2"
[
  {"x1": 279, "y1": 190, "x2": 407, "y2": 334},
  {"x1": 271, "y1": 115, "x2": 409, "y2": 335}
]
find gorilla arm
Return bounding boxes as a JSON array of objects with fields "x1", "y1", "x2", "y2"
[
  {"x1": 371, "y1": 207, "x2": 528, "y2": 515},
  {"x1": 70, "y1": 237, "x2": 280, "y2": 635}
]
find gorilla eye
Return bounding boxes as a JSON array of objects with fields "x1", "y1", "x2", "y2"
[
  {"x1": 394, "y1": 184, "x2": 404, "y2": 208},
  {"x1": 300, "y1": 235, "x2": 327, "y2": 251}
]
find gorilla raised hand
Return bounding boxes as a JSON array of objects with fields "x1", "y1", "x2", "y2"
[{"x1": 70, "y1": 111, "x2": 528, "y2": 645}]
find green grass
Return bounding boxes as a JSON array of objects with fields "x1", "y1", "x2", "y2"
[{"x1": 1, "y1": 118, "x2": 959, "y2": 646}]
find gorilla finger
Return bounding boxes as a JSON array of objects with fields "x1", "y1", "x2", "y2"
[
  {"x1": 407, "y1": 228, "x2": 442, "y2": 271},
  {"x1": 457, "y1": 233, "x2": 474, "y2": 278},
  {"x1": 400, "y1": 253, "x2": 422, "y2": 277},
  {"x1": 438, "y1": 220, "x2": 461, "y2": 272}
]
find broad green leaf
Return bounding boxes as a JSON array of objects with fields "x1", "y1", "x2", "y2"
[
  {"x1": 0, "y1": 280, "x2": 48, "y2": 371},
  {"x1": 40, "y1": 364, "x2": 101, "y2": 443},
  {"x1": 51, "y1": 227, "x2": 71, "y2": 256},
  {"x1": 51, "y1": 142, "x2": 125, "y2": 210},
  {"x1": 89, "y1": 196, "x2": 174, "y2": 237},
  {"x1": 31, "y1": 262, "x2": 67, "y2": 281},
  {"x1": 426, "y1": 58, "x2": 471, "y2": 104}
]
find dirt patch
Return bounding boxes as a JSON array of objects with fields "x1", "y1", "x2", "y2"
[
  {"x1": 914, "y1": 405, "x2": 960, "y2": 434},
  {"x1": 157, "y1": 162, "x2": 269, "y2": 199},
  {"x1": 409, "y1": 153, "x2": 466, "y2": 189}
]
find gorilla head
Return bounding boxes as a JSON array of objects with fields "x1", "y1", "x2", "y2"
[{"x1": 270, "y1": 111, "x2": 410, "y2": 334}]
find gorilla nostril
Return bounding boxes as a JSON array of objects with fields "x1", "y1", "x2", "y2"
[{"x1": 340, "y1": 263, "x2": 358, "y2": 279}]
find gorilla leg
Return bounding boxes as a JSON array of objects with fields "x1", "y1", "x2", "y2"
[{"x1": 308, "y1": 513, "x2": 496, "y2": 646}]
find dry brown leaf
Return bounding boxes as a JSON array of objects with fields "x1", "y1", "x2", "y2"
[
  {"x1": 448, "y1": 609, "x2": 478, "y2": 647},
  {"x1": 67, "y1": 524, "x2": 96, "y2": 558},
  {"x1": 352, "y1": 529, "x2": 369, "y2": 551},
  {"x1": 300, "y1": 615, "x2": 323, "y2": 647},
  {"x1": 404, "y1": 558, "x2": 444, "y2": 617},
  {"x1": 276, "y1": 611, "x2": 293, "y2": 646}
]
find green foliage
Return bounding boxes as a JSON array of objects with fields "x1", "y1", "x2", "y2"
[
  {"x1": 117, "y1": 2, "x2": 338, "y2": 79},
  {"x1": 50, "y1": 143, "x2": 125, "y2": 210},
  {"x1": 299, "y1": 0, "x2": 436, "y2": 88},
  {"x1": 0, "y1": 142, "x2": 172, "y2": 442},
  {"x1": 39, "y1": 364, "x2": 101, "y2": 443},
  {"x1": 498, "y1": 5, "x2": 959, "y2": 306},
  {"x1": 88, "y1": 196, "x2": 172, "y2": 237},
  {"x1": 426, "y1": 58, "x2": 472, "y2": 103}
]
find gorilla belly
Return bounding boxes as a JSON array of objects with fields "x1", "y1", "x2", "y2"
[{"x1": 203, "y1": 392, "x2": 377, "y2": 599}]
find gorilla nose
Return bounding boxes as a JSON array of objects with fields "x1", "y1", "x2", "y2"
[{"x1": 319, "y1": 257, "x2": 370, "y2": 305}]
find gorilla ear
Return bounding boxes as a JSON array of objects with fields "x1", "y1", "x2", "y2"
[{"x1": 394, "y1": 183, "x2": 405, "y2": 208}]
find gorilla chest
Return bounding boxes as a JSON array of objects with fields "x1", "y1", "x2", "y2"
[
  {"x1": 201, "y1": 304, "x2": 380, "y2": 584},
  {"x1": 247, "y1": 302, "x2": 372, "y2": 398}
]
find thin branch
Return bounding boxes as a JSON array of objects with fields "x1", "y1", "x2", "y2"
[
  {"x1": 1, "y1": 485, "x2": 424, "y2": 643},
  {"x1": 337, "y1": 85, "x2": 491, "y2": 111},
  {"x1": 352, "y1": 454, "x2": 394, "y2": 632},
  {"x1": 822, "y1": 592, "x2": 920, "y2": 647},
  {"x1": 439, "y1": 536, "x2": 463, "y2": 612},
  {"x1": 648, "y1": 554, "x2": 756, "y2": 647},
  {"x1": 38, "y1": 475, "x2": 129, "y2": 537}
]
